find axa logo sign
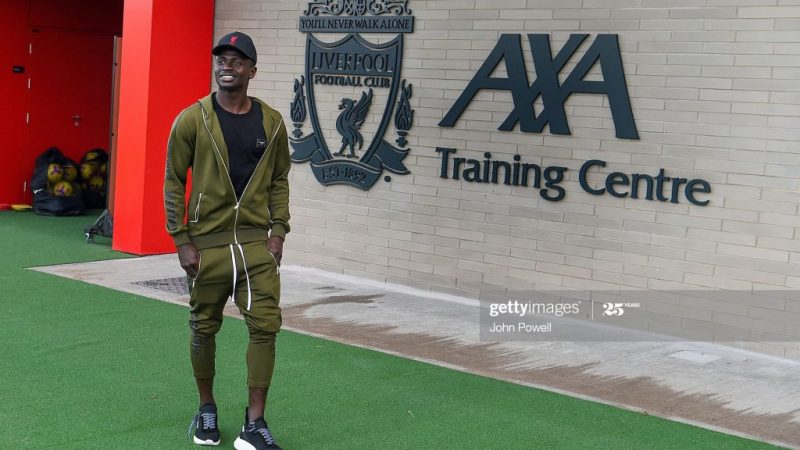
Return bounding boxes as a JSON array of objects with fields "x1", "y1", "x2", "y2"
[
  {"x1": 439, "y1": 33, "x2": 639, "y2": 140},
  {"x1": 289, "y1": 0, "x2": 415, "y2": 190}
]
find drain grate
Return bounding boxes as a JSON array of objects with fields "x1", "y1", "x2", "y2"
[{"x1": 133, "y1": 277, "x2": 189, "y2": 295}]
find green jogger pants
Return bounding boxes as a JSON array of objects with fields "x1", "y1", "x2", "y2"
[{"x1": 188, "y1": 240, "x2": 282, "y2": 388}]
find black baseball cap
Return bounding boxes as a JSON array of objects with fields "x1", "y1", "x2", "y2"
[{"x1": 212, "y1": 31, "x2": 257, "y2": 64}]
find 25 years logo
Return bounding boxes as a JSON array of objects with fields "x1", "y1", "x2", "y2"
[{"x1": 290, "y1": 0, "x2": 415, "y2": 190}]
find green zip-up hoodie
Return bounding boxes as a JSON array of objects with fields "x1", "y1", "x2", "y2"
[{"x1": 164, "y1": 94, "x2": 290, "y2": 249}]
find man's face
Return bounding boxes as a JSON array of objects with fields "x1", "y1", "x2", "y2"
[{"x1": 214, "y1": 49, "x2": 256, "y2": 92}]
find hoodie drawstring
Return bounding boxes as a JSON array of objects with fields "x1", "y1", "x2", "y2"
[
  {"x1": 228, "y1": 244, "x2": 254, "y2": 311},
  {"x1": 229, "y1": 245, "x2": 237, "y2": 303},
  {"x1": 237, "y1": 243, "x2": 253, "y2": 311}
]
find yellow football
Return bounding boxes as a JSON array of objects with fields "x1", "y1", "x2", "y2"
[
  {"x1": 63, "y1": 164, "x2": 78, "y2": 182},
  {"x1": 80, "y1": 162, "x2": 98, "y2": 180},
  {"x1": 47, "y1": 163, "x2": 63, "y2": 184},
  {"x1": 53, "y1": 181, "x2": 74, "y2": 197},
  {"x1": 89, "y1": 175, "x2": 106, "y2": 192}
]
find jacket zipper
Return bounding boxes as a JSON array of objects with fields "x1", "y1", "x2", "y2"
[
  {"x1": 241, "y1": 118, "x2": 281, "y2": 229},
  {"x1": 201, "y1": 106, "x2": 240, "y2": 243}
]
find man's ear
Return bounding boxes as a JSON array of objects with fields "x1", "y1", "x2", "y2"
[{"x1": 249, "y1": 66, "x2": 257, "y2": 79}]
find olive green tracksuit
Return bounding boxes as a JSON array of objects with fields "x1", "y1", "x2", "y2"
[{"x1": 164, "y1": 94, "x2": 290, "y2": 388}]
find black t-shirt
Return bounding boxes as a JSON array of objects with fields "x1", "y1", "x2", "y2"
[{"x1": 212, "y1": 93, "x2": 268, "y2": 199}]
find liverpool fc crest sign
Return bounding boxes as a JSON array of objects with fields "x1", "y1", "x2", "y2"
[{"x1": 290, "y1": 0, "x2": 415, "y2": 190}]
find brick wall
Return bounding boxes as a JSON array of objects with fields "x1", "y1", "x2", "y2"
[{"x1": 214, "y1": 0, "x2": 800, "y2": 358}]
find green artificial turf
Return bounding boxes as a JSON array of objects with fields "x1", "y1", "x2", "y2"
[{"x1": 0, "y1": 211, "x2": 780, "y2": 449}]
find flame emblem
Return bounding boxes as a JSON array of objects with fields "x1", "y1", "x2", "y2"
[{"x1": 394, "y1": 80, "x2": 413, "y2": 147}]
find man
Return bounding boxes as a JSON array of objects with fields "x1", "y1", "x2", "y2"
[{"x1": 164, "y1": 31, "x2": 290, "y2": 450}]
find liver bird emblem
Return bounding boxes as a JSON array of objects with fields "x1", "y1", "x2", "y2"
[{"x1": 334, "y1": 89, "x2": 373, "y2": 158}]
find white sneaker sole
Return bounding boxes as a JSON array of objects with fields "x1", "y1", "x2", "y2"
[
  {"x1": 233, "y1": 437, "x2": 257, "y2": 450},
  {"x1": 193, "y1": 435, "x2": 220, "y2": 446}
]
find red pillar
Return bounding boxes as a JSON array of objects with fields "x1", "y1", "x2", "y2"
[{"x1": 112, "y1": 0, "x2": 214, "y2": 254}]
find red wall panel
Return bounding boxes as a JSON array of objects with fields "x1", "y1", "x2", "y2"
[
  {"x1": 0, "y1": 0, "x2": 123, "y2": 204},
  {"x1": 0, "y1": 1, "x2": 31, "y2": 203}
]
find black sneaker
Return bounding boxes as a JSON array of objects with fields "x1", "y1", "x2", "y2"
[
  {"x1": 233, "y1": 408, "x2": 282, "y2": 450},
  {"x1": 188, "y1": 403, "x2": 221, "y2": 446}
]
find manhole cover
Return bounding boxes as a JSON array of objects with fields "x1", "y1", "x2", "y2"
[
  {"x1": 668, "y1": 350, "x2": 721, "y2": 364},
  {"x1": 133, "y1": 277, "x2": 189, "y2": 295}
]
